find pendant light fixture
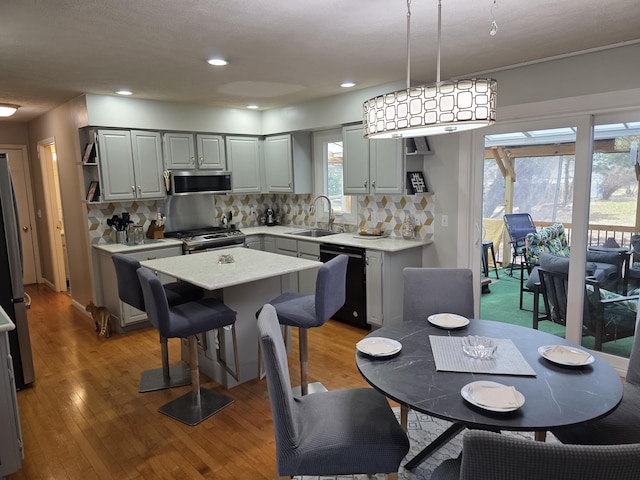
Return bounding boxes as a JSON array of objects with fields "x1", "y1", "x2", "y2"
[
  {"x1": 0, "y1": 104, "x2": 20, "y2": 118},
  {"x1": 363, "y1": 0, "x2": 497, "y2": 139}
]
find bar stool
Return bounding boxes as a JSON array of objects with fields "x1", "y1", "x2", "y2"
[
  {"x1": 482, "y1": 240, "x2": 499, "y2": 279},
  {"x1": 257, "y1": 254, "x2": 348, "y2": 396},
  {"x1": 137, "y1": 268, "x2": 239, "y2": 425},
  {"x1": 112, "y1": 253, "x2": 204, "y2": 392}
]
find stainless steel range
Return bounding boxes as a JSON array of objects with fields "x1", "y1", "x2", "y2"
[{"x1": 165, "y1": 226, "x2": 246, "y2": 254}]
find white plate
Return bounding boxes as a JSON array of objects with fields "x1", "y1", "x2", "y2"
[
  {"x1": 538, "y1": 345, "x2": 595, "y2": 366},
  {"x1": 427, "y1": 313, "x2": 470, "y2": 329},
  {"x1": 356, "y1": 337, "x2": 402, "y2": 357},
  {"x1": 461, "y1": 380, "x2": 525, "y2": 412}
]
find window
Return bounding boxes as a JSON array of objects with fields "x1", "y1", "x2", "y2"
[{"x1": 314, "y1": 129, "x2": 356, "y2": 224}]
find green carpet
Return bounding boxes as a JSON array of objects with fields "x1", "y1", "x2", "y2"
[{"x1": 480, "y1": 267, "x2": 634, "y2": 358}]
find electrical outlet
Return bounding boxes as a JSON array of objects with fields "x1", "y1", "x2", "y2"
[{"x1": 441, "y1": 214, "x2": 448, "y2": 227}]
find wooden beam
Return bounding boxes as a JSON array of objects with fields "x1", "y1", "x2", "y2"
[
  {"x1": 500, "y1": 147, "x2": 516, "y2": 181},
  {"x1": 484, "y1": 139, "x2": 618, "y2": 159},
  {"x1": 491, "y1": 147, "x2": 507, "y2": 178}
]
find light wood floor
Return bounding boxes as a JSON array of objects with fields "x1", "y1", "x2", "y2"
[{"x1": 10, "y1": 285, "x2": 373, "y2": 480}]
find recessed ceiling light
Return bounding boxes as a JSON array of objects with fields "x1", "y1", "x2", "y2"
[
  {"x1": 208, "y1": 58, "x2": 228, "y2": 66},
  {"x1": 340, "y1": 82, "x2": 356, "y2": 88},
  {"x1": 246, "y1": 104, "x2": 259, "y2": 109},
  {"x1": 116, "y1": 90, "x2": 133, "y2": 96}
]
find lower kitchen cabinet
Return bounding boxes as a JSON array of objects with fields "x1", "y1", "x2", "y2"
[
  {"x1": 365, "y1": 247, "x2": 422, "y2": 327},
  {"x1": 273, "y1": 237, "x2": 321, "y2": 294},
  {"x1": 244, "y1": 235, "x2": 263, "y2": 250},
  {"x1": 93, "y1": 245, "x2": 183, "y2": 331}
]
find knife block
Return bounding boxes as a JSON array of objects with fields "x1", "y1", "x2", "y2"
[{"x1": 146, "y1": 220, "x2": 165, "y2": 239}]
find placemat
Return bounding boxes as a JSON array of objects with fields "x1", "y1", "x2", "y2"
[{"x1": 429, "y1": 335, "x2": 536, "y2": 376}]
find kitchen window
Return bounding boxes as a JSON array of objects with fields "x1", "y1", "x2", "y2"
[{"x1": 313, "y1": 129, "x2": 356, "y2": 225}]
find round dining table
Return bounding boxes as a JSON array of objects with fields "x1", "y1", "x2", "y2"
[{"x1": 356, "y1": 319, "x2": 624, "y2": 469}]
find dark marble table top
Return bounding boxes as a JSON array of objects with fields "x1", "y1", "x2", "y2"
[{"x1": 356, "y1": 319, "x2": 623, "y2": 431}]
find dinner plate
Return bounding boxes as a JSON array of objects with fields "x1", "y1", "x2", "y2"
[
  {"x1": 538, "y1": 344, "x2": 595, "y2": 366},
  {"x1": 461, "y1": 380, "x2": 525, "y2": 412},
  {"x1": 356, "y1": 337, "x2": 402, "y2": 357},
  {"x1": 427, "y1": 313, "x2": 470, "y2": 329}
]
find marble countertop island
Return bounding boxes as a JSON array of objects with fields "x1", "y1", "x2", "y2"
[{"x1": 140, "y1": 247, "x2": 321, "y2": 291}]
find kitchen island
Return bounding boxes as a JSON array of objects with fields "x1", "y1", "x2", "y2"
[{"x1": 140, "y1": 247, "x2": 321, "y2": 388}]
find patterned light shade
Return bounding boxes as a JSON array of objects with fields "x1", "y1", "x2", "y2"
[{"x1": 363, "y1": 78, "x2": 497, "y2": 139}]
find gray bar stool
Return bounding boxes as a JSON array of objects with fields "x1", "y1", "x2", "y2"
[
  {"x1": 112, "y1": 253, "x2": 204, "y2": 392},
  {"x1": 257, "y1": 254, "x2": 348, "y2": 396},
  {"x1": 137, "y1": 268, "x2": 239, "y2": 425}
]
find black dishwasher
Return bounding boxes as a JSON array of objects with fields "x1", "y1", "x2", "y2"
[{"x1": 319, "y1": 243, "x2": 370, "y2": 330}]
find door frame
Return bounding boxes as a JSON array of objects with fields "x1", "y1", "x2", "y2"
[{"x1": 37, "y1": 137, "x2": 67, "y2": 292}]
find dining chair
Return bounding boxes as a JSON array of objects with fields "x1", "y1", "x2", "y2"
[
  {"x1": 137, "y1": 268, "x2": 238, "y2": 425},
  {"x1": 257, "y1": 303, "x2": 409, "y2": 479},
  {"x1": 430, "y1": 430, "x2": 640, "y2": 480},
  {"x1": 401, "y1": 267, "x2": 474, "y2": 430},
  {"x1": 551, "y1": 329, "x2": 640, "y2": 445},
  {"x1": 257, "y1": 254, "x2": 348, "y2": 396},
  {"x1": 402, "y1": 267, "x2": 474, "y2": 321},
  {"x1": 112, "y1": 253, "x2": 204, "y2": 392}
]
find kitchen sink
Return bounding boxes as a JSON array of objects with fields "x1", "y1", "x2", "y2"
[{"x1": 288, "y1": 229, "x2": 338, "y2": 238}]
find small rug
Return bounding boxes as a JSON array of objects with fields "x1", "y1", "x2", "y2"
[{"x1": 295, "y1": 407, "x2": 556, "y2": 480}]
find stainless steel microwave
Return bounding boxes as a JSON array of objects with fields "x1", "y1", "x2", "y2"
[{"x1": 168, "y1": 170, "x2": 232, "y2": 195}]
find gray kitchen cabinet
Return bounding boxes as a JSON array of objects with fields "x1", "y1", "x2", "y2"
[
  {"x1": 297, "y1": 240, "x2": 320, "y2": 294},
  {"x1": 97, "y1": 129, "x2": 165, "y2": 201},
  {"x1": 0, "y1": 323, "x2": 22, "y2": 478},
  {"x1": 226, "y1": 136, "x2": 261, "y2": 193},
  {"x1": 275, "y1": 237, "x2": 299, "y2": 292},
  {"x1": 366, "y1": 247, "x2": 422, "y2": 327},
  {"x1": 264, "y1": 133, "x2": 312, "y2": 193},
  {"x1": 196, "y1": 134, "x2": 226, "y2": 170},
  {"x1": 244, "y1": 235, "x2": 263, "y2": 250},
  {"x1": 163, "y1": 132, "x2": 196, "y2": 169},
  {"x1": 342, "y1": 125, "x2": 403, "y2": 195},
  {"x1": 263, "y1": 235, "x2": 276, "y2": 253},
  {"x1": 164, "y1": 133, "x2": 226, "y2": 170},
  {"x1": 94, "y1": 245, "x2": 183, "y2": 332}
]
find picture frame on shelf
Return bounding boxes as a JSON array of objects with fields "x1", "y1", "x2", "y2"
[
  {"x1": 82, "y1": 142, "x2": 96, "y2": 164},
  {"x1": 86, "y1": 181, "x2": 100, "y2": 202},
  {"x1": 406, "y1": 171, "x2": 428, "y2": 194}
]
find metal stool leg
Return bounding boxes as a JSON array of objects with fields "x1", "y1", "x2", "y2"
[
  {"x1": 158, "y1": 335, "x2": 234, "y2": 426},
  {"x1": 291, "y1": 327, "x2": 326, "y2": 396},
  {"x1": 138, "y1": 333, "x2": 191, "y2": 393}
]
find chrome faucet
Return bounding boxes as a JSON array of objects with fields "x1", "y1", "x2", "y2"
[{"x1": 310, "y1": 195, "x2": 335, "y2": 231}]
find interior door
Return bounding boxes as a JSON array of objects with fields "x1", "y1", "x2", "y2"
[{"x1": 0, "y1": 146, "x2": 38, "y2": 285}]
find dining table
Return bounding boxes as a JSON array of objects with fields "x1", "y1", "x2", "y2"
[
  {"x1": 141, "y1": 247, "x2": 321, "y2": 388},
  {"x1": 355, "y1": 318, "x2": 624, "y2": 469}
]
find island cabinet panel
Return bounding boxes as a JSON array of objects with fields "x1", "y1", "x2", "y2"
[{"x1": 226, "y1": 136, "x2": 261, "y2": 193}]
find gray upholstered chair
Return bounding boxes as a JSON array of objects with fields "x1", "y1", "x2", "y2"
[
  {"x1": 257, "y1": 303, "x2": 409, "y2": 479},
  {"x1": 112, "y1": 253, "x2": 204, "y2": 392},
  {"x1": 259, "y1": 254, "x2": 348, "y2": 395},
  {"x1": 431, "y1": 430, "x2": 640, "y2": 480},
  {"x1": 402, "y1": 267, "x2": 474, "y2": 322},
  {"x1": 137, "y1": 268, "x2": 238, "y2": 426},
  {"x1": 402, "y1": 267, "x2": 474, "y2": 430},
  {"x1": 552, "y1": 327, "x2": 640, "y2": 444}
]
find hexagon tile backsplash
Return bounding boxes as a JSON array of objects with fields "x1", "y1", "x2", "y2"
[{"x1": 86, "y1": 194, "x2": 434, "y2": 244}]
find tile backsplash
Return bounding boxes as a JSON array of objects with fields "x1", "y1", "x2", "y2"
[{"x1": 87, "y1": 193, "x2": 434, "y2": 243}]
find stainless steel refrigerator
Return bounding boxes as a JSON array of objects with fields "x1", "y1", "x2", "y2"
[{"x1": 0, "y1": 153, "x2": 35, "y2": 389}]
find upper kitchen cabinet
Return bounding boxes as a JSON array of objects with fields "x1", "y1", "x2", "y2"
[
  {"x1": 164, "y1": 133, "x2": 227, "y2": 170},
  {"x1": 342, "y1": 125, "x2": 403, "y2": 195},
  {"x1": 96, "y1": 129, "x2": 165, "y2": 201},
  {"x1": 196, "y1": 134, "x2": 226, "y2": 170},
  {"x1": 226, "y1": 136, "x2": 261, "y2": 193},
  {"x1": 163, "y1": 132, "x2": 195, "y2": 169},
  {"x1": 264, "y1": 132, "x2": 312, "y2": 194}
]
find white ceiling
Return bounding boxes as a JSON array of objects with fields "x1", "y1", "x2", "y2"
[{"x1": 2, "y1": 0, "x2": 640, "y2": 123}]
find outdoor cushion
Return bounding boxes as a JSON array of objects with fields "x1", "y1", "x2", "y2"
[{"x1": 526, "y1": 253, "x2": 597, "y2": 290}]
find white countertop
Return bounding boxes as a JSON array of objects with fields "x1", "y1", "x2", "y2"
[
  {"x1": 0, "y1": 306, "x2": 16, "y2": 333},
  {"x1": 241, "y1": 225, "x2": 431, "y2": 252},
  {"x1": 92, "y1": 238, "x2": 183, "y2": 254},
  {"x1": 140, "y1": 247, "x2": 321, "y2": 290}
]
